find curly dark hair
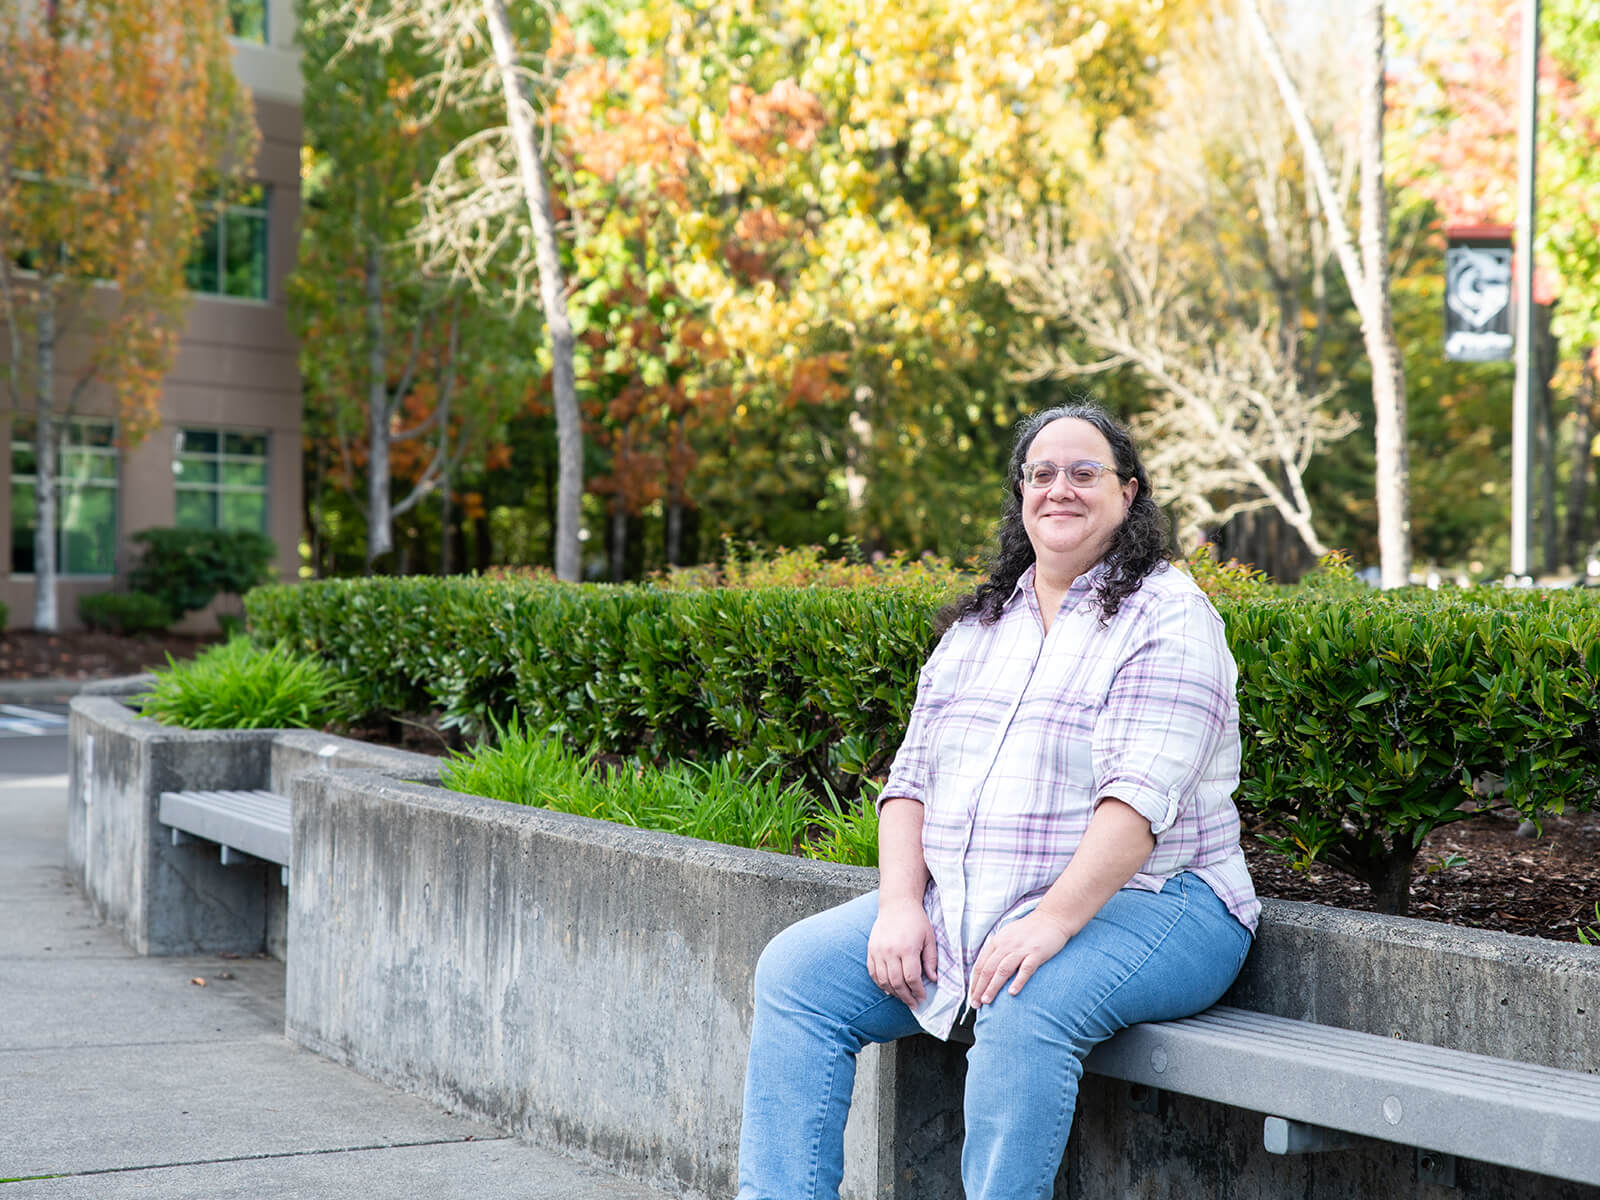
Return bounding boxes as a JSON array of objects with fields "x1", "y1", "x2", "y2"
[{"x1": 937, "y1": 399, "x2": 1171, "y2": 634}]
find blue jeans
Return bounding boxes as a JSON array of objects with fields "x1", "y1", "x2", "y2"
[{"x1": 736, "y1": 874, "x2": 1252, "y2": 1200}]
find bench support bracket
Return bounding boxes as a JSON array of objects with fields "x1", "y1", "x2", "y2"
[
  {"x1": 1264, "y1": 1117, "x2": 1359, "y2": 1156},
  {"x1": 1417, "y1": 1149, "x2": 1458, "y2": 1188},
  {"x1": 1127, "y1": 1083, "x2": 1163, "y2": 1115}
]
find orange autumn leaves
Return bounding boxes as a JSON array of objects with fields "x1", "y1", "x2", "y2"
[
  {"x1": 546, "y1": 25, "x2": 844, "y2": 524},
  {"x1": 0, "y1": 0, "x2": 254, "y2": 443}
]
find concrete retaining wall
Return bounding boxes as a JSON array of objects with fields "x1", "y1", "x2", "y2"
[
  {"x1": 282, "y1": 769, "x2": 915, "y2": 1200},
  {"x1": 68, "y1": 697, "x2": 275, "y2": 956},
  {"x1": 68, "y1": 699, "x2": 1600, "y2": 1199},
  {"x1": 1230, "y1": 899, "x2": 1598, "y2": 1072},
  {"x1": 66, "y1": 696, "x2": 437, "y2": 959}
]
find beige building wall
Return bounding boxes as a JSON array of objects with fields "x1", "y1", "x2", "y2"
[{"x1": 2, "y1": 11, "x2": 302, "y2": 632}]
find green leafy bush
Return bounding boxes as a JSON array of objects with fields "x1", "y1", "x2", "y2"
[
  {"x1": 247, "y1": 576, "x2": 952, "y2": 799},
  {"x1": 1176, "y1": 545, "x2": 1272, "y2": 602},
  {"x1": 1228, "y1": 589, "x2": 1600, "y2": 914},
  {"x1": 655, "y1": 539, "x2": 975, "y2": 591},
  {"x1": 0, "y1": 598, "x2": 9, "y2": 630},
  {"x1": 78, "y1": 591, "x2": 173, "y2": 635},
  {"x1": 248, "y1": 574, "x2": 1600, "y2": 914},
  {"x1": 136, "y1": 637, "x2": 356, "y2": 730},
  {"x1": 1285, "y1": 549, "x2": 1369, "y2": 597},
  {"x1": 129, "y1": 528, "x2": 276, "y2": 620}
]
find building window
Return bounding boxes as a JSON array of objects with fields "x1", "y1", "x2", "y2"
[
  {"x1": 9, "y1": 418, "x2": 119, "y2": 576},
  {"x1": 186, "y1": 184, "x2": 270, "y2": 300},
  {"x1": 174, "y1": 428, "x2": 269, "y2": 532},
  {"x1": 228, "y1": 0, "x2": 268, "y2": 42}
]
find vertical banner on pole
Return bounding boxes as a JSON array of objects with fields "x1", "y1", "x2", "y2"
[{"x1": 1444, "y1": 225, "x2": 1514, "y2": 362}]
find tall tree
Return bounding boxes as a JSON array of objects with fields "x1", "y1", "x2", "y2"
[
  {"x1": 325, "y1": 0, "x2": 584, "y2": 579},
  {"x1": 651, "y1": 0, "x2": 1192, "y2": 561},
  {"x1": 990, "y1": 4, "x2": 1361, "y2": 567},
  {"x1": 1244, "y1": 0, "x2": 1412, "y2": 586},
  {"x1": 291, "y1": 8, "x2": 528, "y2": 573},
  {"x1": 0, "y1": 0, "x2": 254, "y2": 628}
]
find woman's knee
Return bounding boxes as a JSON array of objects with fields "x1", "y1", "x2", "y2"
[
  {"x1": 752, "y1": 894, "x2": 877, "y2": 1011},
  {"x1": 752, "y1": 920, "x2": 816, "y2": 1008}
]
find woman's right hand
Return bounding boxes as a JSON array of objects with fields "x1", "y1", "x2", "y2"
[{"x1": 867, "y1": 898, "x2": 939, "y2": 1008}]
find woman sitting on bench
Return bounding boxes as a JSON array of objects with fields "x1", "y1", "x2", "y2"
[{"x1": 737, "y1": 399, "x2": 1260, "y2": 1200}]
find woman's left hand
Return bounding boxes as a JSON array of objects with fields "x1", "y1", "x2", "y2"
[{"x1": 967, "y1": 909, "x2": 1075, "y2": 1008}]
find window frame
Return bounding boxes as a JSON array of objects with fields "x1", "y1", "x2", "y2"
[
  {"x1": 172, "y1": 426, "x2": 271, "y2": 534},
  {"x1": 9, "y1": 416, "x2": 121, "y2": 579},
  {"x1": 186, "y1": 182, "x2": 271, "y2": 302}
]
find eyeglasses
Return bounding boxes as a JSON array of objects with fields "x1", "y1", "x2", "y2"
[{"x1": 1020, "y1": 459, "x2": 1119, "y2": 489}]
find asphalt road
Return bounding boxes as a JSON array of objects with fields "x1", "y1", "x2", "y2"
[{"x1": 0, "y1": 704, "x2": 68, "y2": 779}]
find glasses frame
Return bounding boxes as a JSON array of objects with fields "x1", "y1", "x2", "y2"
[{"x1": 1019, "y1": 459, "x2": 1121, "y2": 490}]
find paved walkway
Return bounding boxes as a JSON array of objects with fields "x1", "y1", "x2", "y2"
[{"x1": 0, "y1": 732, "x2": 682, "y2": 1199}]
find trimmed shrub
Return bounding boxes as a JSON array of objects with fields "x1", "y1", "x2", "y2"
[
  {"x1": 655, "y1": 540, "x2": 975, "y2": 591},
  {"x1": 247, "y1": 576, "x2": 952, "y2": 800},
  {"x1": 78, "y1": 591, "x2": 173, "y2": 635},
  {"x1": 136, "y1": 636, "x2": 357, "y2": 730},
  {"x1": 247, "y1": 574, "x2": 1600, "y2": 912},
  {"x1": 1227, "y1": 588, "x2": 1600, "y2": 914},
  {"x1": 1176, "y1": 544, "x2": 1273, "y2": 602},
  {"x1": 129, "y1": 528, "x2": 276, "y2": 620}
]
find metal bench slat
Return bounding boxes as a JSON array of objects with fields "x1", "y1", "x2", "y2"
[
  {"x1": 1085, "y1": 1005, "x2": 1600, "y2": 1185},
  {"x1": 158, "y1": 788, "x2": 291, "y2": 867},
  {"x1": 1176, "y1": 1008, "x2": 1600, "y2": 1103}
]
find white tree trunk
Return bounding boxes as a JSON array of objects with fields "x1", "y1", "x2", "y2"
[
  {"x1": 665, "y1": 416, "x2": 686, "y2": 566},
  {"x1": 365, "y1": 241, "x2": 393, "y2": 570},
  {"x1": 1357, "y1": 0, "x2": 1410, "y2": 587},
  {"x1": 33, "y1": 299, "x2": 58, "y2": 631},
  {"x1": 1246, "y1": 0, "x2": 1411, "y2": 585},
  {"x1": 483, "y1": 0, "x2": 583, "y2": 582}
]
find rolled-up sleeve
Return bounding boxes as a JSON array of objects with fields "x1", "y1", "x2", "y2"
[
  {"x1": 879, "y1": 628, "x2": 961, "y2": 811},
  {"x1": 1091, "y1": 595, "x2": 1236, "y2": 836}
]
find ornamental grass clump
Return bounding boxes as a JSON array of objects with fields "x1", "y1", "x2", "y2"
[
  {"x1": 440, "y1": 719, "x2": 878, "y2": 865},
  {"x1": 136, "y1": 636, "x2": 358, "y2": 730}
]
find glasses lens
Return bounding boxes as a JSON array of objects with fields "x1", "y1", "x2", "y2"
[
  {"x1": 1024, "y1": 463, "x2": 1054, "y2": 488},
  {"x1": 1067, "y1": 462, "x2": 1104, "y2": 487}
]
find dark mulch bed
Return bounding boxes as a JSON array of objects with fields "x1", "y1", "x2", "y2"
[
  {"x1": 10, "y1": 629, "x2": 1599, "y2": 945},
  {"x1": 1243, "y1": 808, "x2": 1600, "y2": 944},
  {"x1": 0, "y1": 629, "x2": 225, "y2": 681}
]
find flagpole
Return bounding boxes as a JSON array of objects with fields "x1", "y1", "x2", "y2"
[{"x1": 1510, "y1": 0, "x2": 1539, "y2": 577}]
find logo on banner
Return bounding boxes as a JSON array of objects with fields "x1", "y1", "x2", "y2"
[{"x1": 1444, "y1": 245, "x2": 1513, "y2": 362}]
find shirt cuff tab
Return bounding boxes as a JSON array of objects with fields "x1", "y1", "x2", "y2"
[{"x1": 1100, "y1": 782, "x2": 1181, "y2": 835}]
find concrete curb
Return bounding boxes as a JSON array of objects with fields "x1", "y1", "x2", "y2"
[
  {"x1": 0, "y1": 673, "x2": 153, "y2": 703},
  {"x1": 0, "y1": 677, "x2": 91, "y2": 702}
]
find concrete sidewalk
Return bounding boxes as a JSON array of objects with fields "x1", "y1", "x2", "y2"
[{"x1": 0, "y1": 766, "x2": 684, "y2": 1198}]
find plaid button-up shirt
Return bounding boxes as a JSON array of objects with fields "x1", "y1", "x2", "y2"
[{"x1": 881, "y1": 561, "x2": 1259, "y2": 1039}]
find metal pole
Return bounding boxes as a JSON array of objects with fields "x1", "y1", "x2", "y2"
[{"x1": 1510, "y1": 0, "x2": 1539, "y2": 577}]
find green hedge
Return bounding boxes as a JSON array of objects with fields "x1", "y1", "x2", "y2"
[
  {"x1": 246, "y1": 576, "x2": 1600, "y2": 912},
  {"x1": 130, "y1": 528, "x2": 277, "y2": 621},
  {"x1": 246, "y1": 577, "x2": 949, "y2": 803},
  {"x1": 1230, "y1": 588, "x2": 1600, "y2": 912}
]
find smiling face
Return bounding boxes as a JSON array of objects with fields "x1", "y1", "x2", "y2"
[{"x1": 1019, "y1": 417, "x2": 1138, "y2": 581}]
